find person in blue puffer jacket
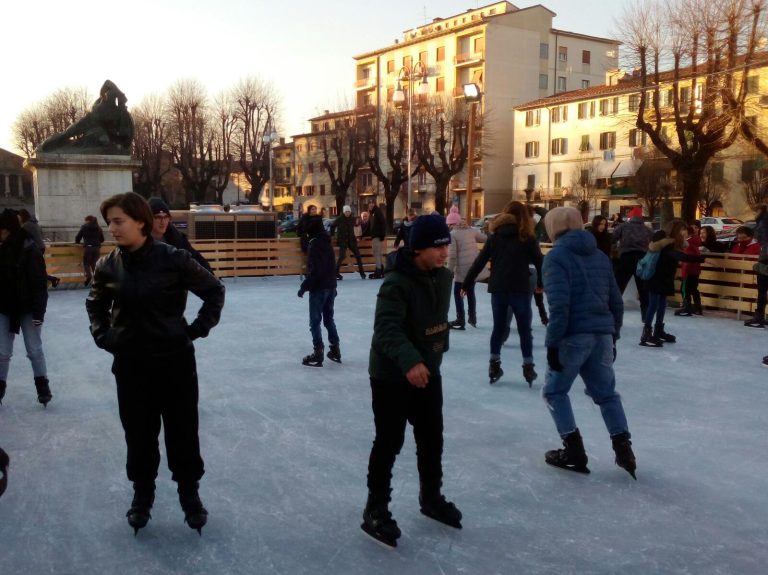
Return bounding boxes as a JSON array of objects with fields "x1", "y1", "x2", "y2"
[{"x1": 541, "y1": 207, "x2": 636, "y2": 480}]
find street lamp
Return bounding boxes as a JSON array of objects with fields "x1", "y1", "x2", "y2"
[
  {"x1": 262, "y1": 130, "x2": 279, "y2": 210},
  {"x1": 393, "y1": 62, "x2": 430, "y2": 212},
  {"x1": 462, "y1": 83, "x2": 482, "y2": 225}
]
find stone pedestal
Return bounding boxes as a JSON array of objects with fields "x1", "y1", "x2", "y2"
[{"x1": 24, "y1": 153, "x2": 140, "y2": 241}]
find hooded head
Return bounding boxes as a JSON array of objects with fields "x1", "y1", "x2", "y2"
[
  {"x1": 627, "y1": 206, "x2": 643, "y2": 220},
  {"x1": 410, "y1": 213, "x2": 451, "y2": 251},
  {"x1": 446, "y1": 205, "x2": 462, "y2": 226},
  {"x1": 544, "y1": 207, "x2": 584, "y2": 242}
]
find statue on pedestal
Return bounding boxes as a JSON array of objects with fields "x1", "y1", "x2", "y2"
[{"x1": 37, "y1": 80, "x2": 134, "y2": 155}]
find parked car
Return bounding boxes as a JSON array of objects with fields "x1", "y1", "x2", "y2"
[
  {"x1": 278, "y1": 219, "x2": 299, "y2": 235},
  {"x1": 700, "y1": 216, "x2": 743, "y2": 233}
]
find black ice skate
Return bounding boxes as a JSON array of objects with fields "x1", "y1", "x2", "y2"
[
  {"x1": 419, "y1": 492, "x2": 462, "y2": 529},
  {"x1": 0, "y1": 447, "x2": 9, "y2": 498},
  {"x1": 0, "y1": 380, "x2": 6, "y2": 405},
  {"x1": 545, "y1": 429, "x2": 590, "y2": 474},
  {"x1": 361, "y1": 495, "x2": 401, "y2": 548},
  {"x1": 611, "y1": 432, "x2": 637, "y2": 480},
  {"x1": 126, "y1": 482, "x2": 155, "y2": 535},
  {"x1": 34, "y1": 377, "x2": 52, "y2": 407},
  {"x1": 653, "y1": 323, "x2": 676, "y2": 343},
  {"x1": 179, "y1": 482, "x2": 208, "y2": 535},
  {"x1": 449, "y1": 311, "x2": 466, "y2": 330},
  {"x1": 327, "y1": 344, "x2": 342, "y2": 363},
  {"x1": 467, "y1": 311, "x2": 477, "y2": 328},
  {"x1": 744, "y1": 314, "x2": 765, "y2": 328},
  {"x1": 489, "y1": 359, "x2": 503, "y2": 384},
  {"x1": 302, "y1": 346, "x2": 324, "y2": 367},
  {"x1": 522, "y1": 363, "x2": 537, "y2": 388},
  {"x1": 639, "y1": 325, "x2": 663, "y2": 347}
]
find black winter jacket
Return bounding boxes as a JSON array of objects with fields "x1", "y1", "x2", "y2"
[
  {"x1": 86, "y1": 238, "x2": 224, "y2": 358},
  {"x1": 75, "y1": 221, "x2": 104, "y2": 247},
  {"x1": 300, "y1": 232, "x2": 337, "y2": 293},
  {"x1": 369, "y1": 206, "x2": 386, "y2": 240},
  {"x1": 0, "y1": 229, "x2": 48, "y2": 331},
  {"x1": 646, "y1": 231, "x2": 706, "y2": 296},
  {"x1": 162, "y1": 224, "x2": 213, "y2": 273},
  {"x1": 463, "y1": 215, "x2": 543, "y2": 294},
  {"x1": 334, "y1": 214, "x2": 358, "y2": 249}
]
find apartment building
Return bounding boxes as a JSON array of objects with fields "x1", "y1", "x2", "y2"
[
  {"x1": 514, "y1": 58, "x2": 768, "y2": 220},
  {"x1": 352, "y1": 1, "x2": 620, "y2": 217}
]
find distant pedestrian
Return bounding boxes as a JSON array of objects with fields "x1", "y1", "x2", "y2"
[
  {"x1": 394, "y1": 209, "x2": 417, "y2": 249},
  {"x1": 674, "y1": 225, "x2": 703, "y2": 317},
  {"x1": 75, "y1": 215, "x2": 104, "y2": 286},
  {"x1": 333, "y1": 205, "x2": 366, "y2": 280},
  {"x1": 590, "y1": 215, "x2": 612, "y2": 257},
  {"x1": 446, "y1": 205, "x2": 485, "y2": 329},
  {"x1": 611, "y1": 206, "x2": 653, "y2": 321},
  {"x1": 368, "y1": 201, "x2": 387, "y2": 278}
]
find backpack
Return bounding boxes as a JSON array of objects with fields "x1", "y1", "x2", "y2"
[{"x1": 636, "y1": 251, "x2": 660, "y2": 280}]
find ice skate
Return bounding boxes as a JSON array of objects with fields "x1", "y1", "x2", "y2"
[
  {"x1": 0, "y1": 380, "x2": 6, "y2": 405},
  {"x1": 612, "y1": 432, "x2": 637, "y2": 480},
  {"x1": 545, "y1": 429, "x2": 590, "y2": 474},
  {"x1": 674, "y1": 304, "x2": 693, "y2": 317},
  {"x1": 419, "y1": 492, "x2": 462, "y2": 529},
  {"x1": 467, "y1": 311, "x2": 477, "y2": 328},
  {"x1": 327, "y1": 344, "x2": 342, "y2": 363},
  {"x1": 653, "y1": 323, "x2": 676, "y2": 343},
  {"x1": 34, "y1": 377, "x2": 52, "y2": 407},
  {"x1": 639, "y1": 325, "x2": 663, "y2": 347},
  {"x1": 522, "y1": 363, "x2": 537, "y2": 388},
  {"x1": 179, "y1": 482, "x2": 208, "y2": 535},
  {"x1": 449, "y1": 311, "x2": 466, "y2": 330},
  {"x1": 361, "y1": 494, "x2": 401, "y2": 548},
  {"x1": 744, "y1": 314, "x2": 765, "y2": 328},
  {"x1": 489, "y1": 359, "x2": 503, "y2": 384},
  {"x1": 126, "y1": 482, "x2": 155, "y2": 535},
  {"x1": 302, "y1": 346, "x2": 324, "y2": 367}
]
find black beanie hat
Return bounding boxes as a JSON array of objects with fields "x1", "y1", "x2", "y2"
[
  {"x1": 148, "y1": 198, "x2": 171, "y2": 216},
  {"x1": 0, "y1": 209, "x2": 21, "y2": 233},
  {"x1": 409, "y1": 213, "x2": 451, "y2": 250}
]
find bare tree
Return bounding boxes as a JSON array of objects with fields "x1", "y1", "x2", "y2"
[
  {"x1": 411, "y1": 96, "x2": 470, "y2": 215},
  {"x1": 320, "y1": 109, "x2": 372, "y2": 213},
  {"x1": 742, "y1": 166, "x2": 768, "y2": 207},
  {"x1": 634, "y1": 164, "x2": 670, "y2": 218},
  {"x1": 569, "y1": 154, "x2": 600, "y2": 222},
  {"x1": 132, "y1": 94, "x2": 172, "y2": 198},
  {"x1": 697, "y1": 165, "x2": 725, "y2": 216},
  {"x1": 619, "y1": 0, "x2": 768, "y2": 222},
  {"x1": 231, "y1": 77, "x2": 281, "y2": 204},
  {"x1": 209, "y1": 92, "x2": 237, "y2": 205}
]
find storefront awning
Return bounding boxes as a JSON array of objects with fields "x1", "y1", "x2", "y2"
[
  {"x1": 596, "y1": 160, "x2": 620, "y2": 179},
  {"x1": 612, "y1": 159, "x2": 643, "y2": 179}
]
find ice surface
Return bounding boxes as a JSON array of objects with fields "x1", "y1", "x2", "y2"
[{"x1": 0, "y1": 275, "x2": 766, "y2": 574}]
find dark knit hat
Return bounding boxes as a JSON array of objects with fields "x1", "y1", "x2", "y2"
[
  {"x1": 0, "y1": 209, "x2": 21, "y2": 233},
  {"x1": 410, "y1": 213, "x2": 451, "y2": 250},
  {"x1": 148, "y1": 198, "x2": 171, "y2": 216}
]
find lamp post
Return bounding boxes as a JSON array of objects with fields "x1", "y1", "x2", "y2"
[
  {"x1": 462, "y1": 83, "x2": 482, "y2": 225},
  {"x1": 262, "y1": 130, "x2": 279, "y2": 210},
  {"x1": 393, "y1": 62, "x2": 430, "y2": 212}
]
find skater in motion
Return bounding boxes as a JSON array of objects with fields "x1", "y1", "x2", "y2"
[
  {"x1": 446, "y1": 205, "x2": 486, "y2": 329},
  {"x1": 298, "y1": 217, "x2": 341, "y2": 366},
  {"x1": 0, "y1": 209, "x2": 52, "y2": 407},
  {"x1": 541, "y1": 207, "x2": 636, "y2": 479},
  {"x1": 363, "y1": 213, "x2": 462, "y2": 547},
  {"x1": 86, "y1": 192, "x2": 224, "y2": 535}
]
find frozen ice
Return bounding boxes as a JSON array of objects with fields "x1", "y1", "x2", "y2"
[{"x1": 0, "y1": 275, "x2": 766, "y2": 574}]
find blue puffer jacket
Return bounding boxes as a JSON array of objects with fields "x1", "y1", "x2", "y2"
[{"x1": 543, "y1": 229, "x2": 623, "y2": 348}]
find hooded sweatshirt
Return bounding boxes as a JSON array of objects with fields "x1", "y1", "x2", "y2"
[{"x1": 611, "y1": 216, "x2": 653, "y2": 255}]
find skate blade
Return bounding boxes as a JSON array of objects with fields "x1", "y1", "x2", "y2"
[
  {"x1": 545, "y1": 460, "x2": 591, "y2": 474},
  {"x1": 360, "y1": 522, "x2": 397, "y2": 548},
  {"x1": 638, "y1": 342, "x2": 663, "y2": 347},
  {"x1": 302, "y1": 362, "x2": 323, "y2": 367},
  {"x1": 419, "y1": 509, "x2": 462, "y2": 529}
]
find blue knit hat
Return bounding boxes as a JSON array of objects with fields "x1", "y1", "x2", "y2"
[{"x1": 410, "y1": 213, "x2": 451, "y2": 250}]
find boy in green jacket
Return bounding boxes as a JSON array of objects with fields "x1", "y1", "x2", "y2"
[{"x1": 362, "y1": 213, "x2": 462, "y2": 547}]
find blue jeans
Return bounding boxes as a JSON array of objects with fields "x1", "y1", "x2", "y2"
[
  {"x1": 453, "y1": 282, "x2": 476, "y2": 316},
  {"x1": 490, "y1": 292, "x2": 533, "y2": 362},
  {"x1": 542, "y1": 333, "x2": 628, "y2": 437},
  {"x1": 0, "y1": 313, "x2": 48, "y2": 381},
  {"x1": 309, "y1": 289, "x2": 339, "y2": 348},
  {"x1": 645, "y1": 292, "x2": 667, "y2": 327}
]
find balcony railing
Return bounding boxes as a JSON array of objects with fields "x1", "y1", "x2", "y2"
[{"x1": 455, "y1": 51, "x2": 484, "y2": 65}]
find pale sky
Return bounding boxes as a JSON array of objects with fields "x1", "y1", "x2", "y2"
[{"x1": 0, "y1": 0, "x2": 626, "y2": 154}]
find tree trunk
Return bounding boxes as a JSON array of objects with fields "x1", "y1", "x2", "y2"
[
  {"x1": 433, "y1": 175, "x2": 452, "y2": 215},
  {"x1": 680, "y1": 168, "x2": 704, "y2": 223}
]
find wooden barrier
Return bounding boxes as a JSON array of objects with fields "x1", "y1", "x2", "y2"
[{"x1": 45, "y1": 239, "x2": 763, "y2": 317}]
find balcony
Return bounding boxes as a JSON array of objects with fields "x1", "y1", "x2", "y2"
[
  {"x1": 355, "y1": 77, "x2": 376, "y2": 90},
  {"x1": 454, "y1": 51, "x2": 484, "y2": 66}
]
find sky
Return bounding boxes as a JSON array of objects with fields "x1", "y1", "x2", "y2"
[{"x1": 0, "y1": 0, "x2": 628, "y2": 154}]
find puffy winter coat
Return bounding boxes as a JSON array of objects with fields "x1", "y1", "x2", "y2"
[
  {"x1": 334, "y1": 214, "x2": 358, "y2": 249},
  {"x1": 447, "y1": 224, "x2": 486, "y2": 283},
  {"x1": 300, "y1": 231, "x2": 337, "y2": 293},
  {"x1": 369, "y1": 248, "x2": 452, "y2": 381},
  {"x1": 463, "y1": 214, "x2": 542, "y2": 294},
  {"x1": 0, "y1": 229, "x2": 48, "y2": 331},
  {"x1": 543, "y1": 229, "x2": 623, "y2": 348},
  {"x1": 86, "y1": 238, "x2": 224, "y2": 358},
  {"x1": 731, "y1": 238, "x2": 761, "y2": 255},
  {"x1": 612, "y1": 217, "x2": 653, "y2": 255}
]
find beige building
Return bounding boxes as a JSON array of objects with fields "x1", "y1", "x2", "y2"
[{"x1": 352, "y1": 0, "x2": 620, "y2": 217}]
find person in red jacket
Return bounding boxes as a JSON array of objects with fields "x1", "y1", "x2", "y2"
[
  {"x1": 730, "y1": 226, "x2": 761, "y2": 256},
  {"x1": 675, "y1": 225, "x2": 704, "y2": 317}
]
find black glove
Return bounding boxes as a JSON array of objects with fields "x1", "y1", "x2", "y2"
[
  {"x1": 297, "y1": 289, "x2": 305, "y2": 298},
  {"x1": 547, "y1": 347, "x2": 563, "y2": 372}
]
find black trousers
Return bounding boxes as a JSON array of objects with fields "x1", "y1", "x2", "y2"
[
  {"x1": 681, "y1": 275, "x2": 702, "y2": 310},
  {"x1": 112, "y1": 347, "x2": 204, "y2": 485},
  {"x1": 756, "y1": 274, "x2": 768, "y2": 317},
  {"x1": 615, "y1": 251, "x2": 649, "y2": 317},
  {"x1": 367, "y1": 376, "x2": 443, "y2": 499},
  {"x1": 336, "y1": 244, "x2": 365, "y2": 275}
]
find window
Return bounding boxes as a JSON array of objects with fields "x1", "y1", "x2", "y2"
[
  {"x1": 577, "y1": 102, "x2": 590, "y2": 119},
  {"x1": 387, "y1": 60, "x2": 395, "y2": 73},
  {"x1": 526, "y1": 174, "x2": 536, "y2": 190},
  {"x1": 551, "y1": 138, "x2": 568, "y2": 155},
  {"x1": 599, "y1": 132, "x2": 616, "y2": 150},
  {"x1": 580, "y1": 134, "x2": 590, "y2": 152},
  {"x1": 540, "y1": 43, "x2": 549, "y2": 59},
  {"x1": 525, "y1": 141, "x2": 540, "y2": 158},
  {"x1": 582, "y1": 50, "x2": 591, "y2": 64},
  {"x1": 664, "y1": 88, "x2": 674, "y2": 107},
  {"x1": 525, "y1": 110, "x2": 541, "y2": 127},
  {"x1": 554, "y1": 172, "x2": 562, "y2": 189},
  {"x1": 387, "y1": 87, "x2": 394, "y2": 102},
  {"x1": 296, "y1": 143, "x2": 304, "y2": 152},
  {"x1": 747, "y1": 75, "x2": 759, "y2": 94},
  {"x1": 558, "y1": 46, "x2": 568, "y2": 62},
  {"x1": 742, "y1": 159, "x2": 757, "y2": 183},
  {"x1": 308, "y1": 162, "x2": 314, "y2": 174},
  {"x1": 710, "y1": 162, "x2": 724, "y2": 183},
  {"x1": 551, "y1": 106, "x2": 568, "y2": 123},
  {"x1": 403, "y1": 55, "x2": 412, "y2": 69},
  {"x1": 436, "y1": 46, "x2": 445, "y2": 62},
  {"x1": 680, "y1": 86, "x2": 691, "y2": 112},
  {"x1": 581, "y1": 80, "x2": 590, "y2": 89},
  {"x1": 297, "y1": 164, "x2": 303, "y2": 176},
  {"x1": 319, "y1": 184, "x2": 326, "y2": 196},
  {"x1": 629, "y1": 129, "x2": 647, "y2": 147},
  {"x1": 473, "y1": 37, "x2": 485, "y2": 54},
  {"x1": 580, "y1": 170, "x2": 590, "y2": 187},
  {"x1": 557, "y1": 76, "x2": 566, "y2": 92},
  {"x1": 419, "y1": 51, "x2": 428, "y2": 65},
  {"x1": 629, "y1": 94, "x2": 640, "y2": 113},
  {"x1": 306, "y1": 185, "x2": 314, "y2": 196},
  {"x1": 539, "y1": 74, "x2": 548, "y2": 90},
  {"x1": 436, "y1": 77, "x2": 445, "y2": 93},
  {"x1": 599, "y1": 97, "x2": 619, "y2": 115}
]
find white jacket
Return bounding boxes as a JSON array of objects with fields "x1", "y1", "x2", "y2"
[{"x1": 448, "y1": 224, "x2": 486, "y2": 282}]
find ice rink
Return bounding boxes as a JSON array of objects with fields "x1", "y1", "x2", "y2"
[{"x1": 0, "y1": 275, "x2": 766, "y2": 575}]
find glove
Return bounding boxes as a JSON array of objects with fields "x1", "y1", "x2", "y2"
[
  {"x1": 297, "y1": 289, "x2": 305, "y2": 298},
  {"x1": 547, "y1": 347, "x2": 562, "y2": 372}
]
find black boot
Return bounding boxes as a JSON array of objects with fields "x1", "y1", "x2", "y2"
[
  {"x1": 653, "y1": 323, "x2": 676, "y2": 343},
  {"x1": 744, "y1": 313, "x2": 765, "y2": 328},
  {"x1": 34, "y1": 377, "x2": 52, "y2": 406},
  {"x1": 489, "y1": 359, "x2": 503, "y2": 384},
  {"x1": 449, "y1": 311, "x2": 466, "y2": 330},
  {"x1": 178, "y1": 482, "x2": 208, "y2": 535},
  {"x1": 0, "y1": 380, "x2": 6, "y2": 405},
  {"x1": 674, "y1": 303, "x2": 693, "y2": 317},
  {"x1": 639, "y1": 325, "x2": 663, "y2": 347},
  {"x1": 467, "y1": 310, "x2": 477, "y2": 328},
  {"x1": 419, "y1": 490, "x2": 462, "y2": 529},
  {"x1": 359, "y1": 269, "x2": 366, "y2": 279},
  {"x1": 692, "y1": 293, "x2": 703, "y2": 315},
  {"x1": 126, "y1": 481, "x2": 155, "y2": 535},
  {"x1": 302, "y1": 346, "x2": 324, "y2": 367},
  {"x1": 327, "y1": 344, "x2": 342, "y2": 363},
  {"x1": 336, "y1": 273, "x2": 344, "y2": 281},
  {"x1": 522, "y1": 363, "x2": 537, "y2": 388},
  {"x1": 612, "y1": 432, "x2": 637, "y2": 480},
  {"x1": 545, "y1": 429, "x2": 590, "y2": 474},
  {"x1": 361, "y1": 491, "x2": 401, "y2": 548}
]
